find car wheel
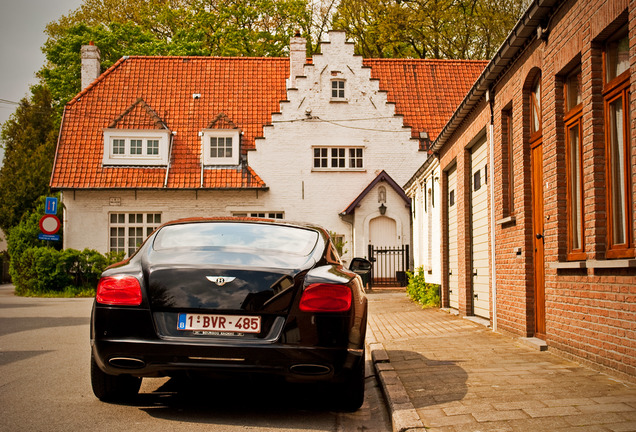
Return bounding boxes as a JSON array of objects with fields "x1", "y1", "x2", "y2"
[
  {"x1": 91, "y1": 353, "x2": 142, "y2": 402},
  {"x1": 335, "y1": 350, "x2": 365, "y2": 412}
]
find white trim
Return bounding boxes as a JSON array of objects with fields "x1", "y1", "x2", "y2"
[
  {"x1": 201, "y1": 129, "x2": 240, "y2": 166},
  {"x1": 103, "y1": 129, "x2": 170, "y2": 166}
]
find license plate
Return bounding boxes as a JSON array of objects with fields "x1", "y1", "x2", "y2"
[{"x1": 177, "y1": 313, "x2": 261, "y2": 334}]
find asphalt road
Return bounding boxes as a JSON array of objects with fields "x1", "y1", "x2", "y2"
[{"x1": 0, "y1": 284, "x2": 390, "y2": 431}]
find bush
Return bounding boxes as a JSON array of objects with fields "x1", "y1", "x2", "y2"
[
  {"x1": 406, "y1": 266, "x2": 440, "y2": 308},
  {"x1": 13, "y1": 247, "x2": 68, "y2": 295},
  {"x1": 12, "y1": 247, "x2": 123, "y2": 296},
  {"x1": 7, "y1": 194, "x2": 124, "y2": 296}
]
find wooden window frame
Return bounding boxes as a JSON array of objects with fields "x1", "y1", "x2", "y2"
[
  {"x1": 564, "y1": 69, "x2": 585, "y2": 261},
  {"x1": 603, "y1": 30, "x2": 633, "y2": 259},
  {"x1": 500, "y1": 109, "x2": 514, "y2": 218},
  {"x1": 530, "y1": 75, "x2": 542, "y2": 142}
]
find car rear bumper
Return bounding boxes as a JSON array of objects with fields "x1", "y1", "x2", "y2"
[{"x1": 91, "y1": 338, "x2": 363, "y2": 383}]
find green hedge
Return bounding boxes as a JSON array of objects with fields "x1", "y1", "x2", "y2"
[
  {"x1": 406, "y1": 266, "x2": 440, "y2": 308},
  {"x1": 12, "y1": 247, "x2": 122, "y2": 296},
  {"x1": 7, "y1": 194, "x2": 124, "y2": 296}
]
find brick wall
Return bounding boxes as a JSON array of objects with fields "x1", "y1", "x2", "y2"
[{"x1": 432, "y1": 0, "x2": 636, "y2": 380}]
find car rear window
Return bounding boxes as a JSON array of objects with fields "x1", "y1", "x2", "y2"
[{"x1": 153, "y1": 222, "x2": 320, "y2": 256}]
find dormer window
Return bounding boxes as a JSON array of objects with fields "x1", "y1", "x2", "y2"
[
  {"x1": 103, "y1": 129, "x2": 170, "y2": 166},
  {"x1": 331, "y1": 79, "x2": 346, "y2": 100},
  {"x1": 202, "y1": 129, "x2": 240, "y2": 166}
]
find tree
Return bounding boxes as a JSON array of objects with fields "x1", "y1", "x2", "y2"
[
  {"x1": 0, "y1": 86, "x2": 57, "y2": 233},
  {"x1": 333, "y1": 0, "x2": 529, "y2": 59},
  {"x1": 40, "y1": 1, "x2": 315, "y2": 111},
  {"x1": 40, "y1": 22, "x2": 210, "y2": 113}
]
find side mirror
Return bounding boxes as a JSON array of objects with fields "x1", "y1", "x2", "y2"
[{"x1": 349, "y1": 257, "x2": 372, "y2": 272}]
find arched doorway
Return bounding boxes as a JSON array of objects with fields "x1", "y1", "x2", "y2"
[
  {"x1": 369, "y1": 216, "x2": 407, "y2": 286},
  {"x1": 369, "y1": 216, "x2": 397, "y2": 247}
]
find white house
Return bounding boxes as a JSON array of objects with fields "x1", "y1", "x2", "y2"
[
  {"x1": 404, "y1": 157, "x2": 442, "y2": 286},
  {"x1": 50, "y1": 31, "x2": 484, "y2": 286}
]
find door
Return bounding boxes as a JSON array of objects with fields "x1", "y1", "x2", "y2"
[
  {"x1": 470, "y1": 138, "x2": 490, "y2": 319},
  {"x1": 369, "y1": 216, "x2": 403, "y2": 286},
  {"x1": 369, "y1": 216, "x2": 397, "y2": 247},
  {"x1": 531, "y1": 141, "x2": 546, "y2": 338},
  {"x1": 447, "y1": 166, "x2": 459, "y2": 309}
]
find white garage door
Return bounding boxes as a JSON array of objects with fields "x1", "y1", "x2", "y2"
[
  {"x1": 471, "y1": 137, "x2": 490, "y2": 319},
  {"x1": 447, "y1": 165, "x2": 458, "y2": 310}
]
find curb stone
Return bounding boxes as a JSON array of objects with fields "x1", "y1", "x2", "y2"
[{"x1": 368, "y1": 329, "x2": 426, "y2": 432}]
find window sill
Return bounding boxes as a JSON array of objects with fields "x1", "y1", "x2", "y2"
[
  {"x1": 329, "y1": 98, "x2": 349, "y2": 103},
  {"x1": 496, "y1": 216, "x2": 516, "y2": 226},
  {"x1": 550, "y1": 259, "x2": 636, "y2": 270},
  {"x1": 311, "y1": 168, "x2": 366, "y2": 172}
]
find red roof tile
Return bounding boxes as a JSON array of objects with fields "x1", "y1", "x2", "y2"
[
  {"x1": 51, "y1": 55, "x2": 485, "y2": 190},
  {"x1": 362, "y1": 59, "x2": 488, "y2": 141}
]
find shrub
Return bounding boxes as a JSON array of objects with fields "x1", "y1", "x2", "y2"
[
  {"x1": 12, "y1": 247, "x2": 123, "y2": 296},
  {"x1": 406, "y1": 266, "x2": 440, "y2": 308},
  {"x1": 7, "y1": 194, "x2": 124, "y2": 296}
]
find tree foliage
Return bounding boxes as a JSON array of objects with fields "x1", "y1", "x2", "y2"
[
  {"x1": 333, "y1": 0, "x2": 529, "y2": 59},
  {"x1": 40, "y1": 0, "x2": 318, "y2": 111},
  {"x1": 0, "y1": 86, "x2": 57, "y2": 233}
]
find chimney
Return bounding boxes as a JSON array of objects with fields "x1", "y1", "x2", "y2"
[
  {"x1": 288, "y1": 31, "x2": 306, "y2": 88},
  {"x1": 81, "y1": 42, "x2": 101, "y2": 90}
]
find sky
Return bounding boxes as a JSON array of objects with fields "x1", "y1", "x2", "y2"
[{"x1": 0, "y1": 0, "x2": 83, "y2": 163}]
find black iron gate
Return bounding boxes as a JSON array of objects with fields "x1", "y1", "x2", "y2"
[{"x1": 368, "y1": 244, "x2": 409, "y2": 287}]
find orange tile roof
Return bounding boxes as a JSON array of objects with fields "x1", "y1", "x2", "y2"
[
  {"x1": 51, "y1": 56, "x2": 485, "y2": 189},
  {"x1": 363, "y1": 59, "x2": 488, "y2": 141}
]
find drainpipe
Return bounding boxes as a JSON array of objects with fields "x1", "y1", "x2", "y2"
[
  {"x1": 163, "y1": 131, "x2": 175, "y2": 188},
  {"x1": 487, "y1": 88, "x2": 497, "y2": 331},
  {"x1": 199, "y1": 132, "x2": 204, "y2": 188}
]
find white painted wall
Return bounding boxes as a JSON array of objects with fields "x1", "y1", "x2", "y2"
[
  {"x1": 61, "y1": 189, "x2": 265, "y2": 253},
  {"x1": 248, "y1": 31, "x2": 426, "y2": 261},
  {"x1": 405, "y1": 158, "x2": 442, "y2": 285}
]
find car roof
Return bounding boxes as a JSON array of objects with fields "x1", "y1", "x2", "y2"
[{"x1": 157, "y1": 216, "x2": 327, "y2": 234}]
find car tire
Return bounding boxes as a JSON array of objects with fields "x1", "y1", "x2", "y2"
[
  {"x1": 335, "y1": 350, "x2": 365, "y2": 412},
  {"x1": 91, "y1": 353, "x2": 142, "y2": 402}
]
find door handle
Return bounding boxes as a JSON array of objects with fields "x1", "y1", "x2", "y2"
[{"x1": 536, "y1": 233, "x2": 544, "y2": 240}]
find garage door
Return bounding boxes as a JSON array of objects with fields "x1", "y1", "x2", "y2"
[
  {"x1": 447, "y1": 165, "x2": 458, "y2": 309},
  {"x1": 471, "y1": 138, "x2": 490, "y2": 319}
]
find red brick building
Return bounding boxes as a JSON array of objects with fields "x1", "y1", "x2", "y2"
[{"x1": 412, "y1": 0, "x2": 636, "y2": 380}]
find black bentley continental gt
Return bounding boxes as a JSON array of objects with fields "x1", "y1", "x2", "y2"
[{"x1": 90, "y1": 218, "x2": 369, "y2": 411}]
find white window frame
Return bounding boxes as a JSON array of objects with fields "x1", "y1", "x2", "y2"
[
  {"x1": 312, "y1": 146, "x2": 365, "y2": 171},
  {"x1": 201, "y1": 129, "x2": 240, "y2": 166},
  {"x1": 233, "y1": 211, "x2": 284, "y2": 219},
  {"x1": 103, "y1": 129, "x2": 170, "y2": 166},
  {"x1": 331, "y1": 79, "x2": 346, "y2": 101},
  {"x1": 109, "y1": 212, "x2": 162, "y2": 256}
]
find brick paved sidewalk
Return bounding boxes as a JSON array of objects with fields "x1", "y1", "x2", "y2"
[{"x1": 367, "y1": 291, "x2": 636, "y2": 432}]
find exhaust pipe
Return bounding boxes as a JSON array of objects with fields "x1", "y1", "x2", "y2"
[
  {"x1": 108, "y1": 357, "x2": 146, "y2": 369},
  {"x1": 289, "y1": 364, "x2": 331, "y2": 376}
]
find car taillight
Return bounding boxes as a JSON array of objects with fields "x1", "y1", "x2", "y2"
[
  {"x1": 299, "y1": 283, "x2": 352, "y2": 312},
  {"x1": 96, "y1": 276, "x2": 142, "y2": 306}
]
